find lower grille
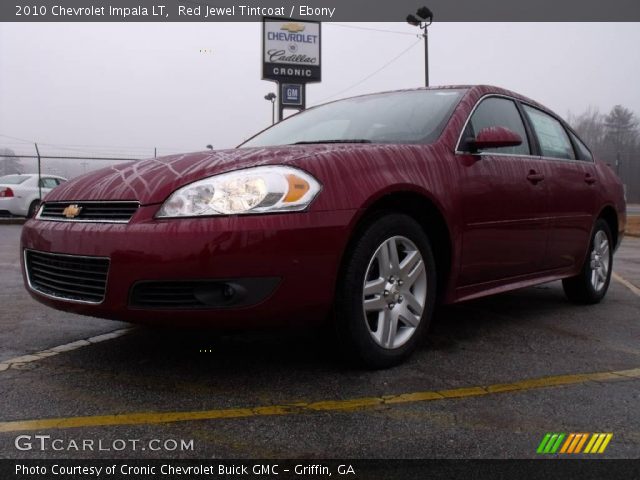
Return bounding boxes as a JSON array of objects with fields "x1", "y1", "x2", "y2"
[
  {"x1": 130, "y1": 278, "x2": 280, "y2": 309},
  {"x1": 130, "y1": 281, "x2": 240, "y2": 309},
  {"x1": 25, "y1": 250, "x2": 109, "y2": 303}
]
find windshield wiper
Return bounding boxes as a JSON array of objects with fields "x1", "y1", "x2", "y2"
[{"x1": 292, "y1": 139, "x2": 372, "y2": 145}]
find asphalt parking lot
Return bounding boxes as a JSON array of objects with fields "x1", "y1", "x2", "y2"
[{"x1": 0, "y1": 224, "x2": 639, "y2": 459}]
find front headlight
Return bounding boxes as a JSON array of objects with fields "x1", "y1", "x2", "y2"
[{"x1": 156, "y1": 166, "x2": 321, "y2": 218}]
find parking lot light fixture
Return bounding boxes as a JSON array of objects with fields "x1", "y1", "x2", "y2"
[
  {"x1": 407, "y1": 6, "x2": 434, "y2": 87},
  {"x1": 264, "y1": 92, "x2": 277, "y2": 125}
]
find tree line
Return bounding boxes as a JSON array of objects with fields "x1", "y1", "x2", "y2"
[
  {"x1": 569, "y1": 105, "x2": 639, "y2": 202},
  {"x1": 0, "y1": 148, "x2": 22, "y2": 175}
]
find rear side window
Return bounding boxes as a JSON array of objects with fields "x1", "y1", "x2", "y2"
[
  {"x1": 40, "y1": 178, "x2": 58, "y2": 188},
  {"x1": 523, "y1": 105, "x2": 576, "y2": 160},
  {"x1": 462, "y1": 97, "x2": 530, "y2": 155},
  {"x1": 568, "y1": 130, "x2": 593, "y2": 162}
]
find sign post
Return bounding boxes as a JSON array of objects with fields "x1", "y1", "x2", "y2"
[{"x1": 262, "y1": 17, "x2": 321, "y2": 122}]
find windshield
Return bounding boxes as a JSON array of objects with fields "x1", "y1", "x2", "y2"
[
  {"x1": 241, "y1": 89, "x2": 466, "y2": 148},
  {"x1": 0, "y1": 175, "x2": 29, "y2": 185}
]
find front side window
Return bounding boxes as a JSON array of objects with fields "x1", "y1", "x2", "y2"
[
  {"x1": 461, "y1": 97, "x2": 530, "y2": 155},
  {"x1": 523, "y1": 105, "x2": 576, "y2": 160},
  {"x1": 241, "y1": 89, "x2": 466, "y2": 147}
]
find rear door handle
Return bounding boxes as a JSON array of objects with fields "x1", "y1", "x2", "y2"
[
  {"x1": 585, "y1": 174, "x2": 597, "y2": 185},
  {"x1": 526, "y1": 171, "x2": 545, "y2": 184}
]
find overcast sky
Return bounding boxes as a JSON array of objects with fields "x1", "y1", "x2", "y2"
[{"x1": 1, "y1": 22, "x2": 639, "y2": 164}]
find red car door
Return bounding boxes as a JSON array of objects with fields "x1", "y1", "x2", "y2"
[
  {"x1": 456, "y1": 96, "x2": 550, "y2": 286},
  {"x1": 521, "y1": 105, "x2": 598, "y2": 271}
]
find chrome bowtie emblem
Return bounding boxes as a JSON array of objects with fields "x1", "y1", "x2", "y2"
[{"x1": 62, "y1": 204, "x2": 82, "y2": 219}]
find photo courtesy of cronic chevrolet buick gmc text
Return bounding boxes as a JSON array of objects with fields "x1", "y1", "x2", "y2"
[{"x1": 20, "y1": 85, "x2": 626, "y2": 368}]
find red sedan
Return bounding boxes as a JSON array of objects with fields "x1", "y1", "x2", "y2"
[{"x1": 21, "y1": 85, "x2": 626, "y2": 367}]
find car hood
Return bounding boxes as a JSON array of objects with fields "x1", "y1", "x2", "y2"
[{"x1": 46, "y1": 145, "x2": 348, "y2": 205}]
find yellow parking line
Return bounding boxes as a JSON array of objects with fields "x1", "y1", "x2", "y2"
[
  {"x1": 613, "y1": 272, "x2": 640, "y2": 297},
  {"x1": 0, "y1": 366, "x2": 639, "y2": 433}
]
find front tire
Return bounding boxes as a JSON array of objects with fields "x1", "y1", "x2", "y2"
[
  {"x1": 562, "y1": 219, "x2": 613, "y2": 304},
  {"x1": 335, "y1": 213, "x2": 436, "y2": 369}
]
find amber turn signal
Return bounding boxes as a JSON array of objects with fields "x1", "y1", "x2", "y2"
[{"x1": 284, "y1": 174, "x2": 310, "y2": 203}]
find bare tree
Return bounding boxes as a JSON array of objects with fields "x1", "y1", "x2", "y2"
[
  {"x1": 569, "y1": 105, "x2": 640, "y2": 202},
  {"x1": 568, "y1": 107, "x2": 606, "y2": 152},
  {"x1": 604, "y1": 105, "x2": 638, "y2": 172},
  {"x1": 0, "y1": 148, "x2": 22, "y2": 175}
]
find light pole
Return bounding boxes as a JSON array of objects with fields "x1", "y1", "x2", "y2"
[
  {"x1": 407, "y1": 6, "x2": 434, "y2": 87},
  {"x1": 264, "y1": 92, "x2": 277, "y2": 125}
]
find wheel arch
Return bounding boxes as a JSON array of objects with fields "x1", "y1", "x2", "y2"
[
  {"x1": 340, "y1": 186, "x2": 454, "y2": 303},
  {"x1": 27, "y1": 198, "x2": 41, "y2": 217},
  {"x1": 597, "y1": 205, "x2": 619, "y2": 248}
]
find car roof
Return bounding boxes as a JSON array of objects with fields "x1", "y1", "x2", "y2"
[
  {"x1": 0, "y1": 174, "x2": 67, "y2": 184},
  {"x1": 320, "y1": 84, "x2": 555, "y2": 123},
  {"x1": 327, "y1": 84, "x2": 548, "y2": 111},
  {"x1": 14, "y1": 173, "x2": 67, "y2": 179}
]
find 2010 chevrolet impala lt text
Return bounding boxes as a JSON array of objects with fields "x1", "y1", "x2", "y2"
[{"x1": 21, "y1": 85, "x2": 626, "y2": 367}]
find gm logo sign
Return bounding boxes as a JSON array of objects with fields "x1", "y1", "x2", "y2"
[{"x1": 282, "y1": 84, "x2": 303, "y2": 106}]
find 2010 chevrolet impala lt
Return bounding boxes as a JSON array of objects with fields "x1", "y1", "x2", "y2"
[{"x1": 21, "y1": 85, "x2": 627, "y2": 367}]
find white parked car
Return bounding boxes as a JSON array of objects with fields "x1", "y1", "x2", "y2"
[{"x1": 0, "y1": 174, "x2": 67, "y2": 217}]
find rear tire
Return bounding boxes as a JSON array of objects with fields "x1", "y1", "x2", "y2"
[
  {"x1": 562, "y1": 219, "x2": 613, "y2": 304},
  {"x1": 335, "y1": 213, "x2": 436, "y2": 369},
  {"x1": 27, "y1": 200, "x2": 40, "y2": 218}
]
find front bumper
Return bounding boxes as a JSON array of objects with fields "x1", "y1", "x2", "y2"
[{"x1": 21, "y1": 205, "x2": 355, "y2": 327}]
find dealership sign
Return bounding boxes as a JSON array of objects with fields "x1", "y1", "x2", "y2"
[{"x1": 263, "y1": 18, "x2": 321, "y2": 82}]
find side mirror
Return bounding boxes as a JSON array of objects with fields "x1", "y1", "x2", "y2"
[{"x1": 465, "y1": 126, "x2": 522, "y2": 153}]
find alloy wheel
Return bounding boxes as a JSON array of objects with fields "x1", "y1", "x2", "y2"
[
  {"x1": 589, "y1": 230, "x2": 610, "y2": 292},
  {"x1": 362, "y1": 236, "x2": 427, "y2": 349}
]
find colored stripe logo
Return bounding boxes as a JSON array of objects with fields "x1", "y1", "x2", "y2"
[{"x1": 537, "y1": 433, "x2": 612, "y2": 454}]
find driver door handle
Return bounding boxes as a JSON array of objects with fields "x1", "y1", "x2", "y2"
[{"x1": 526, "y1": 170, "x2": 545, "y2": 184}]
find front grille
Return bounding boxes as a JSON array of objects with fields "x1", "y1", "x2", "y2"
[
  {"x1": 25, "y1": 250, "x2": 109, "y2": 303},
  {"x1": 39, "y1": 201, "x2": 139, "y2": 223}
]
